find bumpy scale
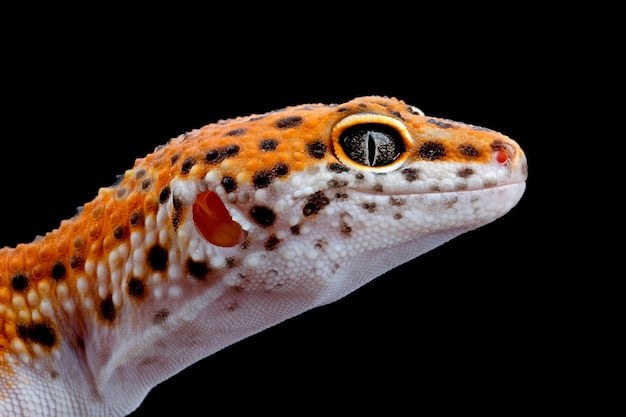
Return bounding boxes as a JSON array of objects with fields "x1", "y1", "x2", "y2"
[{"x1": 0, "y1": 96, "x2": 527, "y2": 416}]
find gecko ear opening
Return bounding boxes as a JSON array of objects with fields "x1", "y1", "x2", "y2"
[{"x1": 192, "y1": 190, "x2": 246, "y2": 247}]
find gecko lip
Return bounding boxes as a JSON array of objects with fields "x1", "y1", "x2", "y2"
[{"x1": 350, "y1": 179, "x2": 527, "y2": 197}]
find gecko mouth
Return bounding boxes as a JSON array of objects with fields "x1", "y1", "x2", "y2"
[{"x1": 351, "y1": 178, "x2": 527, "y2": 197}]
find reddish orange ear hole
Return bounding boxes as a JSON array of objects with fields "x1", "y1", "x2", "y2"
[{"x1": 192, "y1": 190, "x2": 245, "y2": 247}]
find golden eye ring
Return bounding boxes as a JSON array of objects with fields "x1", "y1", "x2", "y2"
[{"x1": 331, "y1": 114, "x2": 414, "y2": 173}]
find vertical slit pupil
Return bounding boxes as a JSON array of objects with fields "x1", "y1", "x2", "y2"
[{"x1": 367, "y1": 132, "x2": 376, "y2": 166}]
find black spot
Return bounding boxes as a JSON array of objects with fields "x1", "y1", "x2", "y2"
[
  {"x1": 127, "y1": 277, "x2": 146, "y2": 299},
  {"x1": 253, "y1": 170, "x2": 273, "y2": 188},
  {"x1": 11, "y1": 274, "x2": 28, "y2": 291},
  {"x1": 372, "y1": 184, "x2": 383, "y2": 193},
  {"x1": 390, "y1": 196, "x2": 406, "y2": 206},
  {"x1": 226, "y1": 128, "x2": 246, "y2": 136},
  {"x1": 205, "y1": 149, "x2": 220, "y2": 162},
  {"x1": 17, "y1": 323, "x2": 57, "y2": 347},
  {"x1": 273, "y1": 163, "x2": 289, "y2": 177},
  {"x1": 253, "y1": 163, "x2": 289, "y2": 189},
  {"x1": 172, "y1": 196, "x2": 184, "y2": 230},
  {"x1": 388, "y1": 109, "x2": 402, "y2": 119},
  {"x1": 147, "y1": 245, "x2": 168, "y2": 271},
  {"x1": 459, "y1": 144, "x2": 480, "y2": 158},
  {"x1": 355, "y1": 173, "x2": 365, "y2": 180},
  {"x1": 328, "y1": 163, "x2": 350, "y2": 173},
  {"x1": 116, "y1": 187, "x2": 128, "y2": 199},
  {"x1": 141, "y1": 178, "x2": 152, "y2": 190},
  {"x1": 205, "y1": 145, "x2": 240, "y2": 164},
  {"x1": 303, "y1": 192, "x2": 330, "y2": 217},
  {"x1": 226, "y1": 144, "x2": 240, "y2": 155},
  {"x1": 159, "y1": 186, "x2": 171, "y2": 203},
  {"x1": 153, "y1": 309, "x2": 170, "y2": 325},
  {"x1": 51, "y1": 262, "x2": 66, "y2": 281},
  {"x1": 458, "y1": 168, "x2": 474, "y2": 178},
  {"x1": 222, "y1": 176, "x2": 237, "y2": 192},
  {"x1": 340, "y1": 222, "x2": 352, "y2": 236},
  {"x1": 260, "y1": 139, "x2": 279, "y2": 151},
  {"x1": 135, "y1": 169, "x2": 146, "y2": 180},
  {"x1": 419, "y1": 142, "x2": 446, "y2": 160},
  {"x1": 250, "y1": 206, "x2": 276, "y2": 227},
  {"x1": 99, "y1": 295, "x2": 116, "y2": 322},
  {"x1": 337, "y1": 106, "x2": 349, "y2": 112},
  {"x1": 327, "y1": 179, "x2": 348, "y2": 188},
  {"x1": 426, "y1": 118, "x2": 455, "y2": 129},
  {"x1": 69, "y1": 255, "x2": 84, "y2": 270},
  {"x1": 276, "y1": 115, "x2": 303, "y2": 129},
  {"x1": 290, "y1": 225, "x2": 300, "y2": 235},
  {"x1": 173, "y1": 197, "x2": 183, "y2": 212},
  {"x1": 187, "y1": 259, "x2": 210, "y2": 280},
  {"x1": 130, "y1": 212, "x2": 142, "y2": 226},
  {"x1": 181, "y1": 157, "x2": 195, "y2": 174},
  {"x1": 114, "y1": 226, "x2": 125, "y2": 240},
  {"x1": 362, "y1": 203, "x2": 377, "y2": 213},
  {"x1": 171, "y1": 154, "x2": 180, "y2": 165},
  {"x1": 402, "y1": 168, "x2": 419, "y2": 182},
  {"x1": 307, "y1": 142, "x2": 326, "y2": 159},
  {"x1": 265, "y1": 235, "x2": 280, "y2": 251},
  {"x1": 226, "y1": 257, "x2": 240, "y2": 268}
]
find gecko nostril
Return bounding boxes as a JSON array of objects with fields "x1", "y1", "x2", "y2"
[
  {"x1": 490, "y1": 139, "x2": 516, "y2": 165},
  {"x1": 494, "y1": 149, "x2": 508, "y2": 164}
]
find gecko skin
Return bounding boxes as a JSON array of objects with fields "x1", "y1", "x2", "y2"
[{"x1": 0, "y1": 96, "x2": 527, "y2": 416}]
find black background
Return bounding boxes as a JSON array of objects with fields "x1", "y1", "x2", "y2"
[{"x1": 1, "y1": 7, "x2": 602, "y2": 416}]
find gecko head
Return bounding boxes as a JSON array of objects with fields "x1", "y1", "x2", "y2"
[{"x1": 165, "y1": 96, "x2": 528, "y2": 304}]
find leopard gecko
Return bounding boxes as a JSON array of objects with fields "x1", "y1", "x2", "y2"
[{"x1": 0, "y1": 96, "x2": 527, "y2": 416}]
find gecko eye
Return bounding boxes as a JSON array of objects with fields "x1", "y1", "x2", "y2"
[
  {"x1": 331, "y1": 114, "x2": 414, "y2": 173},
  {"x1": 339, "y1": 124, "x2": 404, "y2": 167}
]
